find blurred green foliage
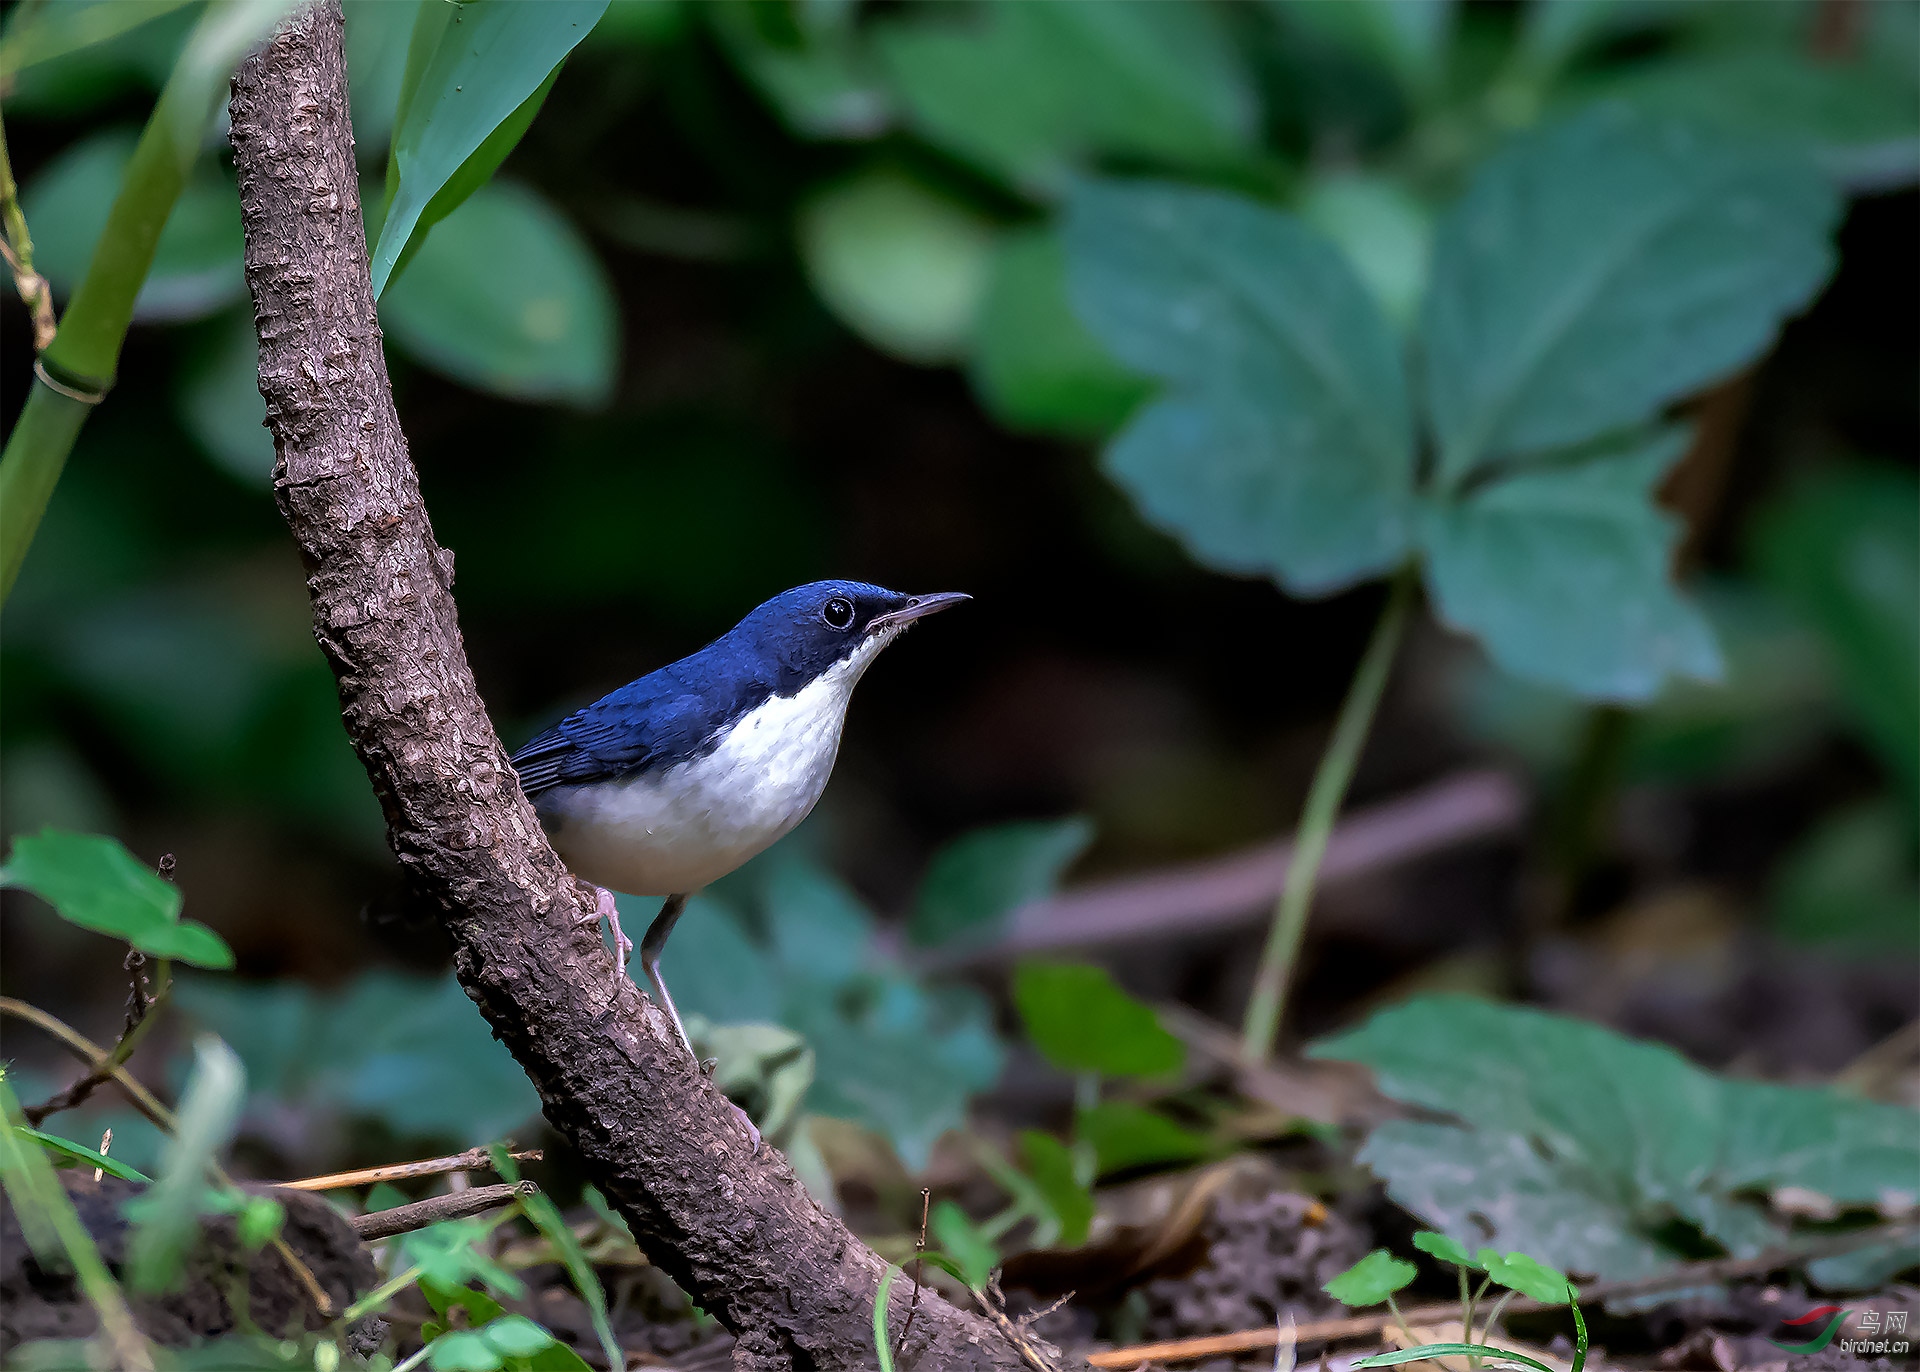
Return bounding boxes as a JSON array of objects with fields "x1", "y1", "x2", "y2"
[
  {"x1": 1314, "y1": 995, "x2": 1920, "y2": 1292},
  {"x1": 1, "y1": 5, "x2": 1916, "y2": 1348}
]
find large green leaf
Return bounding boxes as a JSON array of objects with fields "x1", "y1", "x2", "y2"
[
  {"x1": 23, "y1": 127, "x2": 245, "y2": 322},
  {"x1": 1313, "y1": 996, "x2": 1920, "y2": 1285},
  {"x1": 175, "y1": 970, "x2": 540, "y2": 1142},
  {"x1": 1594, "y1": 49, "x2": 1920, "y2": 188},
  {"x1": 909, "y1": 815, "x2": 1094, "y2": 950},
  {"x1": 0, "y1": 828, "x2": 232, "y2": 968},
  {"x1": 875, "y1": 0, "x2": 1255, "y2": 195},
  {"x1": 1299, "y1": 170, "x2": 1433, "y2": 331},
  {"x1": 370, "y1": 0, "x2": 608, "y2": 295},
  {"x1": 1012, "y1": 960, "x2": 1183, "y2": 1079},
  {"x1": 1421, "y1": 105, "x2": 1840, "y2": 486},
  {"x1": 380, "y1": 179, "x2": 619, "y2": 407},
  {"x1": 1452, "y1": 579, "x2": 1836, "y2": 785},
  {"x1": 970, "y1": 228, "x2": 1149, "y2": 439},
  {"x1": 797, "y1": 170, "x2": 995, "y2": 365},
  {"x1": 1066, "y1": 180, "x2": 1415, "y2": 596},
  {"x1": 1419, "y1": 429, "x2": 1721, "y2": 701},
  {"x1": 1752, "y1": 464, "x2": 1919, "y2": 800},
  {"x1": 789, "y1": 976, "x2": 1002, "y2": 1171}
]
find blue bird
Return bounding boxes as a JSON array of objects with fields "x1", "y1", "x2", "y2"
[{"x1": 511, "y1": 580, "x2": 968, "y2": 1058}]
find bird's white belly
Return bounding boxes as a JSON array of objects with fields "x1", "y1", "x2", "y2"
[{"x1": 540, "y1": 666, "x2": 860, "y2": 896}]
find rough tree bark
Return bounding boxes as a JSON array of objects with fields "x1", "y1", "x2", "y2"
[{"x1": 227, "y1": 7, "x2": 1062, "y2": 1369}]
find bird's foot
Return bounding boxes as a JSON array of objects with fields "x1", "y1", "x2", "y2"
[
  {"x1": 723, "y1": 1095, "x2": 763, "y2": 1153},
  {"x1": 579, "y1": 887, "x2": 632, "y2": 978}
]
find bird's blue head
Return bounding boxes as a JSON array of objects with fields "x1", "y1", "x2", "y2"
[{"x1": 729, "y1": 580, "x2": 970, "y2": 684}]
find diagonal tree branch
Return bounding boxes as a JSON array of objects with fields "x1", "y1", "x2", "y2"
[{"x1": 227, "y1": 7, "x2": 1058, "y2": 1368}]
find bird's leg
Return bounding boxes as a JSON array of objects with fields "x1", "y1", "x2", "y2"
[
  {"x1": 577, "y1": 886, "x2": 633, "y2": 977},
  {"x1": 639, "y1": 893, "x2": 764, "y2": 1153},
  {"x1": 639, "y1": 893, "x2": 695, "y2": 1061}
]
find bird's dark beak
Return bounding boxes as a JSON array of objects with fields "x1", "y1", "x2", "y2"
[{"x1": 870, "y1": 591, "x2": 971, "y2": 631}]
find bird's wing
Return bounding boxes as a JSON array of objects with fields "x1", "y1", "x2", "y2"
[{"x1": 510, "y1": 682, "x2": 718, "y2": 796}]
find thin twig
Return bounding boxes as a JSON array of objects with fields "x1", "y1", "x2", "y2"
[
  {"x1": 351, "y1": 1181, "x2": 536, "y2": 1240},
  {"x1": 1085, "y1": 1222, "x2": 1920, "y2": 1367},
  {"x1": 970, "y1": 1276, "x2": 1062, "y2": 1372},
  {"x1": 0, "y1": 107, "x2": 57, "y2": 351},
  {"x1": 280, "y1": 1146, "x2": 543, "y2": 1192},
  {"x1": 899, "y1": 1187, "x2": 931, "y2": 1352}
]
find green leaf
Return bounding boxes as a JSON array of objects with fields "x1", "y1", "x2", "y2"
[
  {"x1": 705, "y1": 0, "x2": 890, "y2": 140},
  {"x1": 1596, "y1": 49, "x2": 1920, "y2": 186},
  {"x1": 969, "y1": 228, "x2": 1149, "y2": 439},
  {"x1": 1075, "y1": 1101, "x2": 1210, "y2": 1176},
  {"x1": 480, "y1": 1314, "x2": 557, "y2": 1359},
  {"x1": 909, "y1": 815, "x2": 1094, "y2": 950},
  {"x1": 874, "y1": 0, "x2": 1255, "y2": 195},
  {"x1": 1298, "y1": 171, "x2": 1433, "y2": 331},
  {"x1": 16, "y1": 1126, "x2": 151, "y2": 1183},
  {"x1": 789, "y1": 975, "x2": 1003, "y2": 1171},
  {"x1": 1012, "y1": 960, "x2": 1183, "y2": 1079},
  {"x1": 1065, "y1": 179, "x2": 1415, "y2": 596},
  {"x1": 1752, "y1": 464, "x2": 1919, "y2": 801},
  {"x1": 1410, "y1": 1230, "x2": 1478, "y2": 1269},
  {"x1": 429, "y1": 1329, "x2": 503, "y2": 1372},
  {"x1": 797, "y1": 170, "x2": 996, "y2": 365},
  {"x1": 176, "y1": 309, "x2": 274, "y2": 486},
  {"x1": 0, "y1": 0, "x2": 197, "y2": 83},
  {"x1": 1422, "y1": 105, "x2": 1839, "y2": 486},
  {"x1": 1277, "y1": 0, "x2": 1455, "y2": 102},
  {"x1": 126, "y1": 1035, "x2": 246, "y2": 1293},
  {"x1": 1771, "y1": 800, "x2": 1919, "y2": 955},
  {"x1": 370, "y1": 0, "x2": 608, "y2": 295},
  {"x1": 21, "y1": 127, "x2": 246, "y2": 322},
  {"x1": 929, "y1": 1199, "x2": 999, "y2": 1290},
  {"x1": 235, "y1": 1194, "x2": 284, "y2": 1251},
  {"x1": 648, "y1": 894, "x2": 781, "y2": 1026},
  {"x1": 762, "y1": 856, "x2": 876, "y2": 988},
  {"x1": 1323, "y1": 1248, "x2": 1418, "y2": 1306},
  {"x1": 380, "y1": 179, "x2": 620, "y2": 407},
  {"x1": 1418, "y1": 429, "x2": 1722, "y2": 702},
  {"x1": 407, "y1": 1220, "x2": 527, "y2": 1301},
  {"x1": 686, "y1": 1017, "x2": 814, "y2": 1145},
  {"x1": 1311, "y1": 995, "x2": 1920, "y2": 1282},
  {"x1": 1479, "y1": 1249, "x2": 1573, "y2": 1304},
  {"x1": 0, "y1": 827, "x2": 232, "y2": 968},
  {"x1": 176, "y1": 969, "x2": 540, "y2": 1143},
  {"x1": 489, "y1": 1147, "x2": 622, "y2": 1372},
  {"x1": 1019, "y1": 1129, "x2": 1094, "y2": 1248}
]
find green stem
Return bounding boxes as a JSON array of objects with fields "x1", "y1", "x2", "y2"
[
  {"x1": 1241, "y1": 565, "x2": 1418, "y2": 1062},
  {"x1": 0, "y1": 0, "x2": 290, "y2": 602},
  {"x1": 341, "y1": 1262, "x2": 426, "y2": 1324}
]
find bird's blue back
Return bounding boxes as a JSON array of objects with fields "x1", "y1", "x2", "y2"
[{"x1": 510, "y1": 580, "x2": 910, "y2": 795}]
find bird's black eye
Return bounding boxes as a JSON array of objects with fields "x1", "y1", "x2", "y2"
[{"x1": 822, "y1": 596, "x2": 855, "y2": 630}]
